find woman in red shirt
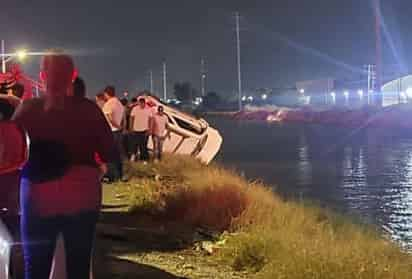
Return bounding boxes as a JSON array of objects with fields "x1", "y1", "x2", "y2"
[{"x1": 13, "y1": 53, "x2": 114, "y2": 279}]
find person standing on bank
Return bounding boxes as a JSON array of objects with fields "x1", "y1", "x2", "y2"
[
  {"x1": 73, "y1": 77, "x2": 86, "y2": 99},
  {"x1": 102, "y1": 86, "x2": 125, "y2": 181},
  {"x1": 73, "y1": 77, "x2": 109, "y2": 177},
  {"x1": 151, "y1": 105, "x2": 170, "y2": 161},
  {"x1": 12, "y1": 52, "x2": 114, "y2": 279},
  {"x1": 95, "y1": 92, "x2": 106, "y2": 109},
  {"x1": 130, "y1": 97, "x2": 153, "y2": 162}
]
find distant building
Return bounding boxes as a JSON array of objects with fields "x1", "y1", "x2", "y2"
[{"x1": 381, "y1": 75, "x2": 412, "y2": 106}]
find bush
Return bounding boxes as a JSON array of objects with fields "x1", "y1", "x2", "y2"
[{"x1": 126, "y1": 155, "x2": 248, "y2": 230}]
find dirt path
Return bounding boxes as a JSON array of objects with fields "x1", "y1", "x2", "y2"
[{"x1": 93, "y1": 185, "x2": 248, "y2": 279}]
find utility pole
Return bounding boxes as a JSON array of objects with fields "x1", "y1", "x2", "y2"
[
  {"x1": 366, "y1": 65, "x2": 371, "y2": 93},
  {"x1": 200, "y1": 58, "x2": 206, "y2": 97},
  {"x1": 162, "y1": 60, "x2": 167, "y2": 101},
  {"x1": 374, "y1": 0, "x2": 382, "y2": 105},
  {"x1": 365, "y1": 64, "x2": 377, "y2": 105},
  {"x1": 235, "y1": 12, "x2": 243, "y2": 111},
  {"x1": 1, "y1": 40, "x2": 5, "y2": 73},
  {"x1": 149, "y1": 70, "x2": 154, "y2": 94}
]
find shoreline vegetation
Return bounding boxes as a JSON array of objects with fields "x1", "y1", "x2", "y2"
[
  {"x1": 230, "y1": 103, "x2": 412, "y2": 129},
  {"x1": 97, "y1": 155, "x2": 412, "y2": 279}
]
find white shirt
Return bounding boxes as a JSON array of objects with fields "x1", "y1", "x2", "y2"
[
  {"x1": 152, "y1": 113, "x2": 168, "y2": 137},
  {"x1": 102, "y1": 97, "x2": 124, "y2": 131},
  {"x1": 130, "y1": 105, "x2": 153, "y2": 132}
]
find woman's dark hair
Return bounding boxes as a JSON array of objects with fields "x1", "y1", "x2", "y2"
[
  {"x1": 73, "y1": 77, "x2": 86, "y2": 98},
  {"x1": 120, "y1": 98, "x2": 128, "y2": 106},
  {"x1": 96, "y1": 92, "x2": 105, "y2": 100},
  {"x1": 104, "y1": 86, "x2": 115, "y2": 97}
]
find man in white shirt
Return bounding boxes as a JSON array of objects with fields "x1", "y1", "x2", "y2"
[
  {"x1": 102, "y1": 86, "x2": 125, "y2": 181},
  {"x1": 130, "y1": 97, "x2": 153, "y2": 162}
]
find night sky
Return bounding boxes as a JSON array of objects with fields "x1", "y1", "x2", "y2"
[{"x1": 1, "y1": 0, "x2": 411, "y2": 98}]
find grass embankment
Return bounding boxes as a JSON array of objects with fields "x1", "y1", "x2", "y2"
[{"x1": 117, "y1": 155, "x2": 412, "y2": 279}]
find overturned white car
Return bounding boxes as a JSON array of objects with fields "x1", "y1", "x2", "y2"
[{"x1": 144, "y1": 96, "x2": 222, "y2": 164}]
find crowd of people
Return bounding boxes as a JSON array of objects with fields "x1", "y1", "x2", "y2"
[
  {"x1": 6, "y1": 52, "x2": 170, "y2": 279},
  {"x1": 91, "y1": 85, "x2": 170, "y2": 182}
]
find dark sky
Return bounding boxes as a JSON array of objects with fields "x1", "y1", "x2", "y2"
[{"x1": 1, "y1": 0, "x2": 411, "y2": 98}]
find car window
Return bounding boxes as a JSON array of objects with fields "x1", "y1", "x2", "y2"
[{"x1": 173, "y1": 116, "x2": 204, "y2": 135}]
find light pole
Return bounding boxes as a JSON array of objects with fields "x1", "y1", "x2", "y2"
[
  {"x1": 235, "y1": 12, "x2": 243, "y2": 111},
  {"x1": 162, "y1": 60, "x2": 167, "y2": 101},
  {"x1": 149, "y1": 70, "x2": 154, "y2": 94},
  {"x1": 374, "y1": 0, "x2": 382, "y2": 105},
  {"x1": 200, "y1": 58, "x2": 206, "y2": 97},
  {"x1": 1, "y1": 40, "x2": 5, "y2": 73}
]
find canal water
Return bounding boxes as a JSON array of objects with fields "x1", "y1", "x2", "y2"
[{"x1": 208, "y1": 116, "x2": 412, "y2": 249}]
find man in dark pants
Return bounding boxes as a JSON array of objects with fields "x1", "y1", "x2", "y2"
[
  {"x1": 102, "y1": 86, "x2": 125, "y2": 181},
  {"x1": 130, "y1": 98, "x2": 153, "y2": 162}
]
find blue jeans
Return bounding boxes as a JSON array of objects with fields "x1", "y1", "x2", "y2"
[
  {"x1": 152, "y1": 135, "x2": 165, "y2": 160},
  {"x1": 106, "y1": 131, "x2": 123, "y2": 181},
  {"x1": 21, "y1": 211, "x2": 98, "y2": 279}
]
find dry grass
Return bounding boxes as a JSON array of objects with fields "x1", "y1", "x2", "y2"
[
  {"x1": 119, "y1": 155, "x2": 412, "y2": 279},
  {"x1": 124, "y1": 155, "x2": 248, "y2": 230}
]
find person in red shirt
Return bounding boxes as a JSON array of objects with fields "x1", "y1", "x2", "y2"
[{"x1": 12, "y1": 52, "x2": 114, "y2": 279}]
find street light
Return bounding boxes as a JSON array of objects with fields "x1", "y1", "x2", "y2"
[
  {"x1": 16, "y1": 49, "x2": 28, "y2": 60},
  {"x1": 343, "y1": 91, "x2": 349, "y2": 98},
  {"x1": 1, "y1": 49, "x2": 29, "y2": 73}
]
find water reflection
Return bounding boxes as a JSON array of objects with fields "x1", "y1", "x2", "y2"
[
  {"x1": 383, "y1": 149, "x2": 412, "y2": 249},
  {"x1": 210, "y1": 116, "x2": 412, "y2": 249},
  {"x1": 297, "y1": 133, "x2": 312, "y2": 190}
]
